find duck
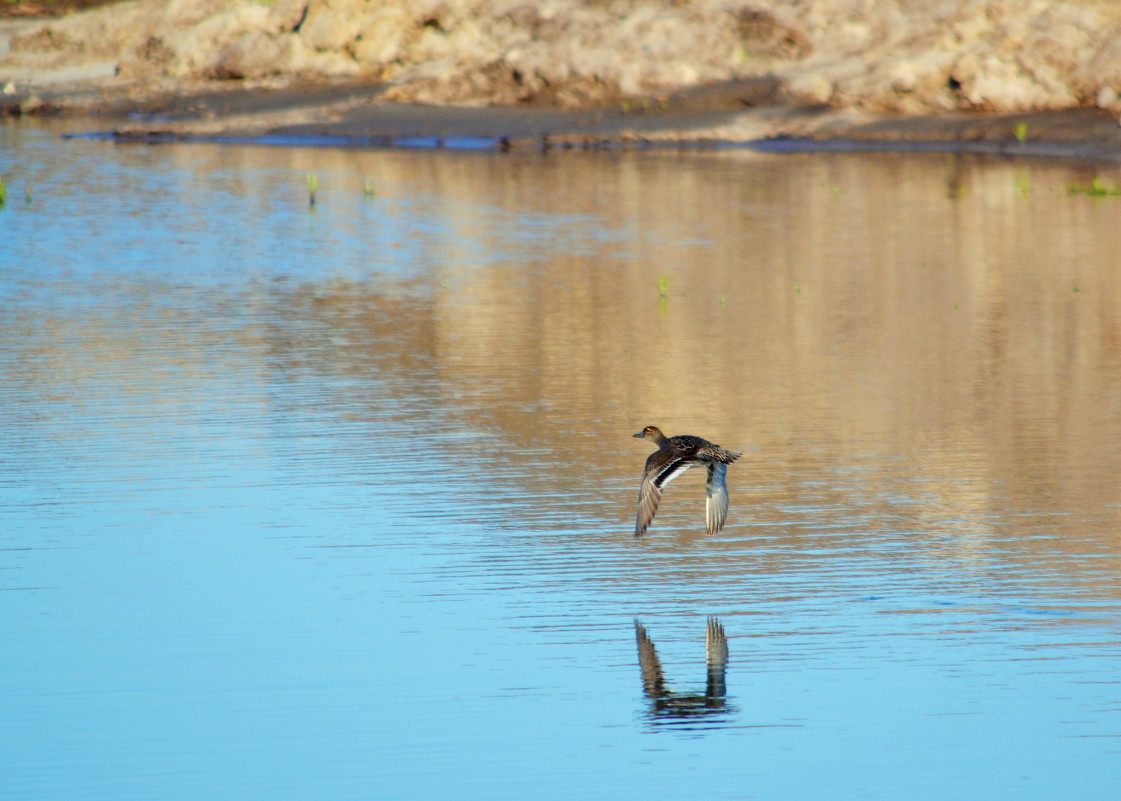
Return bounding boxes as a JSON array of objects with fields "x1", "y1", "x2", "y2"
[{"x1": 632, "y1": 425, "x2": 742, "y2": 536}]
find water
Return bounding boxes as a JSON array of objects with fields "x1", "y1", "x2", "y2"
[{"x1": 2, "y1": 120, "x2": 1121, "y2": 800}]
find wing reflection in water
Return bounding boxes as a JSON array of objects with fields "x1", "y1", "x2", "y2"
[{"x1": 634, "y1": 617, "x2": 734, "y2": 729}]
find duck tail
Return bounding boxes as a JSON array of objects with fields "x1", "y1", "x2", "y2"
[{"x1": 717, "y1": 448, "x2": 743, "y2": 464}]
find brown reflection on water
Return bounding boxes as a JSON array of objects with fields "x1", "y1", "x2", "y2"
[
  {"x1": 8, "y1": 144, "x2": 1121, "y2": 583},
  {"x1": 412, "y1": 152, "x2": 1121, "y2": 547}
]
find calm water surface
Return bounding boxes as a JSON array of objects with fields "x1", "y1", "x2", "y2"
[{"x1": 2, "y1": 121, "x2": 1121, "y2": 800}]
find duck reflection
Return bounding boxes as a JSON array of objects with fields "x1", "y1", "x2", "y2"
[{"x1": 634, "y1": 617, "x2": 733, "y2": 726}]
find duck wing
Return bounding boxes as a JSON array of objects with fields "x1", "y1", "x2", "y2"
[
  {"x1": 704, "y1": 461, "x2": 731, "y2": 535},
  {"x1": 635, "y1": 452, "x2": 695, "y2": 536}
]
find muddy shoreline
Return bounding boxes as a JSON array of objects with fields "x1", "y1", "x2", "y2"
[{"x1": 35, "y1": 78, "x2": 1121, "y2": 161}]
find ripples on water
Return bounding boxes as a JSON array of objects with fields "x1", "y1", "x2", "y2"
[{"x1": 2, "y1": 121, "x2": 1121, "y2": 800}]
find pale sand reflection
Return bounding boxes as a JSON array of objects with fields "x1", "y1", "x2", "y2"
[
  {"x1": 416, "y1": 153, "x2": 1121, "y2": 540},
  {"x1": 7, "y1": 144, "x2": 1121, "y2": 586}
]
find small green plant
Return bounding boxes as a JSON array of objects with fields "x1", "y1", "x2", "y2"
[
  {"x1": 306, "y1": 172, "x2": 319, "y2": 206},
  {"x1": 657, "y1": 276, "x2": 670, "y2": 314},
  {"x1": 1068, "y1": 177, "x2": 1121, "y2": 197},
  {"x1": 24, "y1": 184, "x2": 32, "y2": 205},
  {"x1": 0, "y1": 176, "x2": 7, "y2": 209},
  {"x1": 1013, "y1": 122, "x2": 1028, "y2": 144},
  {"x1": 363, "y1": 177, "x2": 376, "y2": 197}
]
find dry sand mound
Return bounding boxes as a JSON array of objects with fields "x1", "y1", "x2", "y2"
[{"x1": 4, "y1": 0, "x2": 1121, "y2": 117}]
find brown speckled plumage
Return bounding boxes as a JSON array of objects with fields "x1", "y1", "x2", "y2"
[{"x1": 632, "y1": 425, "x2": 742, "y2": 537}]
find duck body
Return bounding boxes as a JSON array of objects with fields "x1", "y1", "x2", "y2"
[{"x1": 632, "y1": 425, "x2": 742, "y2": 537}]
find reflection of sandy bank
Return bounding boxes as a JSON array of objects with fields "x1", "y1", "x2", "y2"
[
  {"x1": 10, "y1": 142, "x2": 1121, "y2": 560},
  {"x1": 115, "y1": 143, "x2": 1119, "y2": 542},
  {"x1": 407, "y1": 150, "x2": 1121, "y2": 539}
]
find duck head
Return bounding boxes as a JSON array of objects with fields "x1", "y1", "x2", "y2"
[{"x1": 633, "y1": 425, "x2": 668, "y2": 444}]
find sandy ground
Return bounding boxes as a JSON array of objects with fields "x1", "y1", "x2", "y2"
[{"x1": 4, "y1": 1, "x2": 1121, "y2": 159}]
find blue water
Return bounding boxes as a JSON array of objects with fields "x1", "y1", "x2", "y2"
[{"x1": 2, "y1": 121, "x2": 1120, "y2": 800}]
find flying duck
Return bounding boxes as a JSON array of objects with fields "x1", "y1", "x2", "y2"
[{"x1": 633, "y1": 425, "x2": 742, "y2": 536}]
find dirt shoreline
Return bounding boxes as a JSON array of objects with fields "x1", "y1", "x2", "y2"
[
  {"x1": 4, "y1": 0, "x2": 1121, "y2": 160},
  {"x1": 21, "y1": 77, "x2": 1118, "y2": 161}
]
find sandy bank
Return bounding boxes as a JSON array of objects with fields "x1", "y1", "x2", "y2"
[{"x1": 3, "y1": 0, "x2": 1121, "y2": 157}]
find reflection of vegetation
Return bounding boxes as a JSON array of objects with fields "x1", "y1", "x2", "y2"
[
  {"x1": 1068, "y1": 177, "x2": 1121, "y2": 197},
  {"x1": 1014, "y1": 172, "x2": 1031, "y2": 197},
  {"x1": 0, "y1": 175, "x2": 6, "y2": 209},
  {"x1": 363, "y1": 177, "x2": 376, "y2": 197},
  {"x1": 306, "y1": 172, "x2": 319, "y2": 206}
]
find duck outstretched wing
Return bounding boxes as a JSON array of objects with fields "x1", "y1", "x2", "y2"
[
  {"x1": 704, "y1": 462, "x2": 730, "y2": 535},
  {"x1": 635, "y1": 454, "x2": 695, "y2": 536}
]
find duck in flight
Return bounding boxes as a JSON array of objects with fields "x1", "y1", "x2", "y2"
[{"x1": 633, "y1": 425, "x2": 742, "y2": 536}]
